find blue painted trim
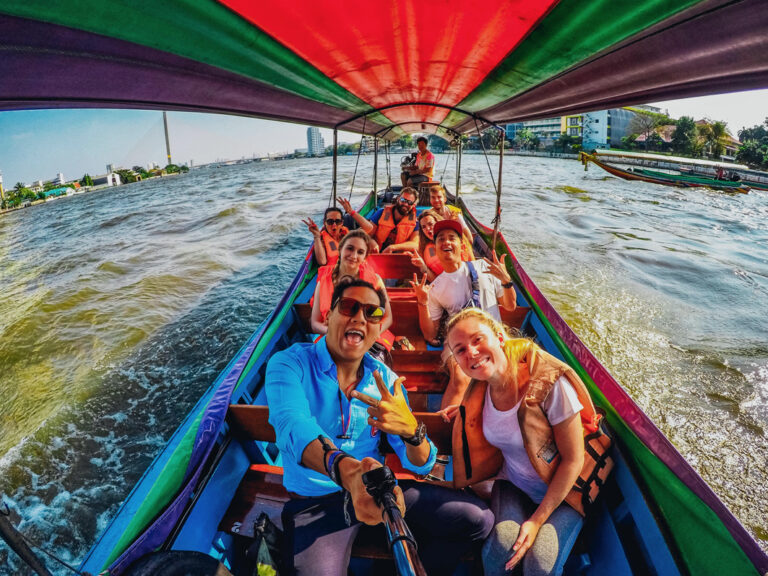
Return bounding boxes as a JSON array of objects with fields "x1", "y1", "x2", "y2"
[{"x1": 173, "y1": 443, "x2": 251, "y2": 551}]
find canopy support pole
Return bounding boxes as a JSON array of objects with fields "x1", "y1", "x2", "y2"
[
  {"x1": 456, "y1": 138, "x2": 462, "y2": 203},
  {"x1": 492, "y1": 128, "x2": 504, "y2": 251},
  {"x1": 373, "y1": 138, "x2": 379, "y2": 192},
  {"x1": 332, "y1": 129, "x2": 338, "y2": 207},
  {"x1": 385, "y1": 140, "x2": 392, "y2": 189}
]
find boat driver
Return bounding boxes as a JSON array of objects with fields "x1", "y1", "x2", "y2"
[
  {"x1": 411, "y1": 219, "x2": 518, "y2": 413},
  {"x1": 401, "y1": 136, "x2": 435, "y2": 188},
  {"x1": 265, "y1": 278, "x2": 493, "y2": 575},
  {"x1": 339, "y1": 188, "x2": 419, "y2": 253}
]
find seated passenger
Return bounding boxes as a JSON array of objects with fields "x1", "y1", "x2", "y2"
[
  {"x1": 446, "y1": 308, "x2": 611, "y2": 576},
  {"x1": 302, "y1": 206, "x2": 349, "y2": 266},
  {"x1": 404, "y1": 208, "x2": 445, "y2": 281},
  {"x1": 411, "y1": 219, "x2": 517, "y2": 409},
  {"x1": 339, "y1": 188, "x2": 419, "y2": 253},
  {"x1": 266, "y1": 279, "x2": 494, "y2": 575},
  {"x1": 311, "y1": 228, "x2": 391, "y2": 330},
  {"x1": 429, "y1": 185, "x2": 473, "y2": 249},
  {"x1": 401, "y1": 136, "x2": 435, "y2": 188}
]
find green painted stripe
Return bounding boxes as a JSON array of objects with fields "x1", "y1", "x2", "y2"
[
  {"x1": 458, "y1": 0, "x2": 706, "y2": 113},
  {"x1": 103, "y1": 410, "x2": 202, "y2": 570},
  {"x1": 0, "y1": 1, "x2": 372, "y2": 113}
]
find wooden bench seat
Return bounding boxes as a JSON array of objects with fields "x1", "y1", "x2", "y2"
[{"x1": 367, "y1": 253, "x2": 422, "y2": 280}]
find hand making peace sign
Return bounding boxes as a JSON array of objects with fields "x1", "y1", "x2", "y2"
[
  {"x1": 351, "y1": 370, "x2": 418, "y2": 438},
  {"x1": 301, "y1": 217, "x2": 321, "y2": 238}
]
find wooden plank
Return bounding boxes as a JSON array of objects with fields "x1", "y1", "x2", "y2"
[
  {"x1": 391, "y1": 349, "x2": 443, "y2": 372},
  {"x1": 228, "y1": 404, "x2": 275, "y2": 443}
]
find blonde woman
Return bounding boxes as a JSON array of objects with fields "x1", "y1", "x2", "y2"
[{"x1": 446, "y1": 308, "x2": 611, "y2": 576}]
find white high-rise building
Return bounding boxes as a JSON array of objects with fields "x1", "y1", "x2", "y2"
[{"x1": 307, "y1": 127, "x2": 325, "y2": 156}]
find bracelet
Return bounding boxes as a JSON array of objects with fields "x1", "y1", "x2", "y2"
[
  {"x1": 502, "y1": 280, "x2": 514, "y2": 289},
  {"x1": 330, "y1": 453, "x2": 353, "y2": 488},
  {"x1": 325, "y1": 450, "x2": 344, "y2": 480}
]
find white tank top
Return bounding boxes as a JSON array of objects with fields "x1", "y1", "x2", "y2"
[{"x1": 482, "y1": 376, "x2": 582, "y2": 503}]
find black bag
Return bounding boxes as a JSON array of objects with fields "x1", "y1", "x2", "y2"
[{"x1": 244, "y1": 512, "x2": 284, "y2": 576}]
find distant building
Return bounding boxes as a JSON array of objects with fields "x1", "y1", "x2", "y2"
[
  {"x1": 106, "y1": 164, "x2": 114, "y2": 173},
  {"x1": 360, "y1": 136, "x2": 376, "y2": 153},
  {"x1": 92, "y1": 173, "x2": 121, "y2": 187},
  {"x1": 506, "y1": 106, "x2": 669, "y2": 151},
  {"x1": 506, "y1": 117, "x2": 562, "y2": 147},
  {"x1": 307, "y1": 127, "x2": 325, "y2": 156}
]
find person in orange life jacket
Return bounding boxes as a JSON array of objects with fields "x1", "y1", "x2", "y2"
[
  {"x1": 401, "y1": 136, "x2": 435, "y2": 188},
  {"x1": 266, "y1": 279, "x2": 493, "y2": 575},
  {"x1": 338, "y1": 188, "x2": 419, "y2": 253},
  {"x1": 311, "y1": 229, "x2": 392, "y2": 336},
  {"x1": 411, "y1": 219, "x2": 517, "y2": 410},
  {"x1": 429, "y1": 185, "x2": 473, "y2": 248},
  {"x1": 446, "y1": 308, "x2": 600, "y2": 576},
  {"x1": 302, "y1": 206, "x2": 349, "y2": 266},
  {"x1": 403, "y1": 209, "x2": 445, "y2": 282}
]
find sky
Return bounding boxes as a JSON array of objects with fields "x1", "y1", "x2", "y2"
[{"x1": 1, "y1": 89, "x2": 766, "y2": 188}]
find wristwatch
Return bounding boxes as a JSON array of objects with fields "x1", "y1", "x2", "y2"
[
  {"x1": 502, "y1": 280, "x2": 514, "y2": 289},
  {"x1": 401, "y1": 421, "x2": 427, "y2": 446}
]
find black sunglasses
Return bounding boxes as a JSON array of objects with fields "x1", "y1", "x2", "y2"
[
  {"x1": 398, "y1": 197, "x2": 416, "y2": 206},
  {"x1": 325, "y1": 218, "x2": 344, "y2": 225},
  {"x1": 333, "y1": 297, "x2": 385, "y2": 322}
]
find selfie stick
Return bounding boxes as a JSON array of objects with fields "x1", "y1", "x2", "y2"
[{"x1": 362, "y1": 466, "x2": 427, "y2": 576}]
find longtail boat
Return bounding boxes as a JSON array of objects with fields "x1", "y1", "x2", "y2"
[
  {"x1": 587, "y1": 150, "x2": 768, "y2": 191},
  {"x1": 1, "y1": 2, "x2": 768, "y2": 575},
  {"x1": 580, "y1": 152, "x2": 751, "y2": 193}
]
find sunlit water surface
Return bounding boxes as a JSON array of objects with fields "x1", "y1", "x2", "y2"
[{"x1": 1, "y1": 155, "x2": 766, "y2": 573}]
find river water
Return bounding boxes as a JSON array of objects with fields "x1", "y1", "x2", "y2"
[{"x1": 0, "y1": 155, "x2": 766, "y2": 573}]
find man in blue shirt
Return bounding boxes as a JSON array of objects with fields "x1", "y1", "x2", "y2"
[{"x1": 266, "y1": 278, "x2": 493, "y2": 575}]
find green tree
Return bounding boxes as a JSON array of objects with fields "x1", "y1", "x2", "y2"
[
  {"x1": 397, "y1": 135, "x2": 413, "y2": 150},
  {"x1": 14, "y1": 182, "x2": 25, "y2": 192},
  {"x1": 706, "y1": 121, "x2": 729, "y2": 159},
  {"x1": 515, "y1": 128, "x2": 536, "y2": 150},
  {"x1": 671, "y1": 116, "x2": 697, "y2": 156},
  {"x1": 736, "y1": 141, "x2": 768, "y2": 169},
  {"x1": 80, "y1": 173, "x2": 94, "y2": 186},
  {"x1": 738, "y1": 118, "x2": 768, "y2": 143},
  {"x1": 114, "y1": 168, "x2": 137, "y2": 184},
  {"x1": 629, "y1": 112, "x2": 661, "y2": 151}
]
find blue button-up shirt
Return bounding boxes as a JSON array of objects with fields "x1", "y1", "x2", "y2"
[{"x1": 265, "y1": 337, "x2": 437, "y2": 496}]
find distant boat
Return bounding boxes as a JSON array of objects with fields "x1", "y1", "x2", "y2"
[
  {"x1": 580, "y1": 152, "x2": 751, "y2": 193},
  {"x1": 584, "y1": 150, "x2": 768, "y2": 191}
]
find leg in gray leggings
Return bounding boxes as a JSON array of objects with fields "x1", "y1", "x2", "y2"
[{"x1": 482, "y1": 480, "x2": 583, "y2": 576}]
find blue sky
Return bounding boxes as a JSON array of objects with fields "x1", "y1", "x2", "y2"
[{"x1": 1, "y1": 89, "x2": 766, "y2": 188}]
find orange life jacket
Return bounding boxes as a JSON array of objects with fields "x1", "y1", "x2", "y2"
[
  {"x1": 452, "y1": 345, "x2": 613, "y2": 516},
  {"x1": 422, "y1": 243, "x2": 444, "y2": 276},
  {"x1": 373, "y1": 206, "x2": 417, "y2": 249},
  {"x1": 320, "y1": 226, "x2": 348, "y2": 265},
  {"x1": 311, "y1": 264, "x2": 395, "y2": 351}
]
